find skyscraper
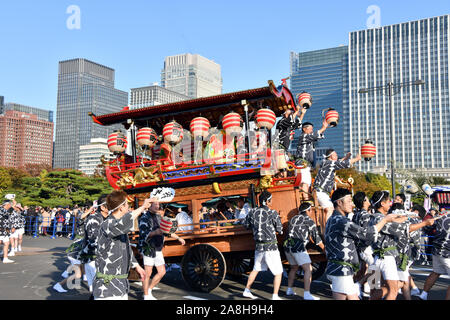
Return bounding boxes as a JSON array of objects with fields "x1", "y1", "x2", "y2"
[
  {"x1": 289, "y1": 46, "x2": 348, "y2": 161},
  {"x1": 346, "y1": 15, "x2": 450, "y2": 174},
  {"x1": 161, "y1": 53, "x2": 222, "y2": 98},
  {"x1": 129, "y1": 84, "x2": 189, "y2": 110},
  {"x1": 0, "y1": 110, "x2": 53, "y2": 167},
  {"x1": 1, "y1": 102, "x2": 53, "y2": 122},
  {"x1": 54, "y1": 58, "x2": 128, "y2": 169},
  {"x1": 78, "y1": 138, "x2": 114, "y2": 176}
]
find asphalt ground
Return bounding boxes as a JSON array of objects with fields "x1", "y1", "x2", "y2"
[{"x1": 0, "y1": 236, "x2": 448, "y2": 302}]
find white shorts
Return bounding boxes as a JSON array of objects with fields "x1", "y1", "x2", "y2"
[
  {"x1": 95, "y1": 294, "x2": 128, "y2": 300},
  {"x1": 300, "y1": 167, "x2": 312, "y2": 186},
  {"x1": 374, "y1": 255, "x2": 399, "y2": 281},
  {"x1": 0, "y1": 236, "x2": 10, "y2": 243},
  {"x1": 327, "y1": 275, "x2": 359, "y2": 295},
  {"x1": 17, "y1": 228, "x2": 25, "y2": 236},
  {"x1": 253, "y1": 250, "x2": 283, "y2": 275},
  {"x1": 285, "y1": 251, "x2": 311, "y2": 266},
  {"x1": 432, "y1": 255, "x2": 450, "y2": 276},
  {"x1": 316, "y1": 191, "x2": 333, "y2": 208},
  {"x1": 84, "y1": 260, "x2": 96, "y2": 287},
  {"x1": 10, "y1": 230, "x2": 19, "y2": 238},
  {"x1": 68, "y1": 256, "x2": 82, "y2": 266},
  {"x1": 397, "y1": 261, "x2": 413, "y2": 282},
  {"x1": 143, "y1": 251, "x2": 165, "y2": 267}
]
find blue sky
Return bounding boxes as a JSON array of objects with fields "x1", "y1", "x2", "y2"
[{"x1": 0, "y1": 0, "x2": 449, "y2": 113}]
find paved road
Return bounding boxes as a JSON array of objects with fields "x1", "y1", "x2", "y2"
[{"x1": 0, "y1": 236, "x2": 448, "y2": 301}]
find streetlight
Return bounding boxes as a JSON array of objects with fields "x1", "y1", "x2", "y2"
[{"x1": 358, "y1": 79, "x2": 424, "y2": 197}]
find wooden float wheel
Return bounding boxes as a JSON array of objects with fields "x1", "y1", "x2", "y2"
[
  {"x1": 226, "y1": 258, "x2": 254, "y2": 277},
  {"x1": 181, "y1": 244, "x2": 227, "y2": 293}
]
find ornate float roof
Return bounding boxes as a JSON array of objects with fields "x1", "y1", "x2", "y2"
[{"x1": 90, "y1": 81, "x2": 297, "y2": 132}]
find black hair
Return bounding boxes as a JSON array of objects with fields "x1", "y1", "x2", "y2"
[
  {"x1": 395, "y1": 193, "x2": 406, "y2": 203},
  {"x1": 353, "y1": 192, "x2": 366, "y2": 210},
  {"x1": 331, "y1": 188, "x2": 352, "y2": 207},
  {"x1": 411, "y1": 204, "x2": 427, "y2": 220},
  {"x1": 324, "y1": 149, "x2": 336, "y2": 159},
  {"x1": 390, "y1": 202, "x2": 404, "y2": 212},
  {"x1": 298, "y1": 202, "x2": 312, "y2": 214},
  {"x1": 259, "y1": 190, "x2": 272, "y2": 206},
  {"x1": 370, "y1": 191, "x2": 390, "y2": 210}
]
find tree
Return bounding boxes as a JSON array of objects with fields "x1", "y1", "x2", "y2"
[
  {"x1": 0, "y1": 167, "x2": 12, "y2": 192},
  {"x1": 18, "y1": 163, "x2": 52, "y2": 177},
  {"x1": 4, "y1": 167, "x2": 114, "y2": 207}
]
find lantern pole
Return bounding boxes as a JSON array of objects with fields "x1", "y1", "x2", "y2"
[
  {"x1": 128, "y1": 119, "x2": 137, "y2": 164},
  {"x1": 358, "y1": 79, "x2": 424, "y2": 197},
  {"x1": 241, "y1": 100, "x2": 251, "y2": 161}
]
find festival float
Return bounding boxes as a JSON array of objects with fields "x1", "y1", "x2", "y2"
[{"x1": 90, "y1": 80, "x2": 354, "y2": 292}]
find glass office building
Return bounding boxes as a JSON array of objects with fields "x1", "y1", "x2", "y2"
[
  {"x1": 130, "y1": 85, "x2": 189, "y2": 110},
  {"x1": 289, "y1": 46, "x2": 348, "y2": 162},
  {"x1": 346, "y1": 15, "x2": 450, "y2": 172},
  {"x1": 1, "y1": 102, "x2": 53, "y2": 122},
  {"x1": 54, "y1": 59, "x2": 128, "y2": 169},
  {"x1": 161, "y1": 54, "x2": 222, "y2": 99}
]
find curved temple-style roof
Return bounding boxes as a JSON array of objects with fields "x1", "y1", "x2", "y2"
[{"x1": 90, "y1": 80, "x2": 297, "y2": 132}]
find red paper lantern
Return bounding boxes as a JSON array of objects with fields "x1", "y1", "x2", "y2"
[
  {"x1": 163, "y1": 121, "x2": 184, "y2": 145},
  {"x1": 256, "y1": 109, "x2": 276, "y2": 130},
  {"x1": 297, "y1": 92, "x2": 312, "y2": 109},
  {"x1": 222, "y1": 112, "x2": 243, "y2": 135},
  {"x1": 361, "y1": 139, "x2": 376, "y2": 161},
  {"x1": 107, "y1": 131, "x2": 127, "y2": 153},
  {"x1": 159, "y1": 216, "x2": 177, "y2": 235},
  {"x1": 190, "y1": 117, "x2": 211, "y2": 139},
  {"x1": 136, "y1": 127, "x2": 158, "y2": 148},
  {"x1": 323, "y1": 108, "x2": 339, "y2": 127}
]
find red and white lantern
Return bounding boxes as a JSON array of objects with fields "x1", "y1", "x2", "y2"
[
  {"x1": 136, "y1": 127, "x2": 158, "y2": 148},
  {"x1": 107, "y1": 131, "x2": 127, "y2": 153},
  {"x1": 160, "y1": 216, "x2": 177, "y2": 235},
  {"x1": 323, "y1": 108, "x2": 339, "y2": 127},
  {"x1": 222, "y1": 112, "x2": 243, "y2": 135},
  {"x1": 163, "y1": 121, "x2": 184, "y2": 145},
  {"x1": 297, "y1": 92, "x2": 312, "y2": 109},
  {"x1": 361, "y1": 139, "x2": 376, "y2": 161},
  {"x1": 256, "y1": 108, "x2": 276, "y2": 130},
  {"x1": 190, "y1": 117, "x2": 211, "y2": 139}
]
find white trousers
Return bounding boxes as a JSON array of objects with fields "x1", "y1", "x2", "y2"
[{"x1": 84, "y1": 260, "x2": 96, "y2": 288}]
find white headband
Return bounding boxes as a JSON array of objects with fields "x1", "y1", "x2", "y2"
[
  {"x1": 95, "y1": 201, "x2": 106, "y2": 208},
  {"x1": 300, "y1": 203, "x2": 312, "y2": 213},
  {"x1": 108, "y1": 199, "x2": 127, "y2": 214},
  {"x1": 371, "y1": 191, "x2": 388, "y2": 207},
  {"x1": 262, "y1": 195, "x2": 272, "y2": 206}
]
